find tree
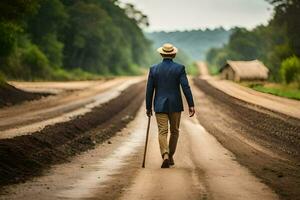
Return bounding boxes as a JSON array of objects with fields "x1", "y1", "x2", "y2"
[
  {"x1": 0, "y1": 22, "x2": 21, "y2": 57},
  {"x1": 267, "y1": 0, "x2": 300, "y2": 56},
  {"x1": 280, "y1": 55, "x2": 300, "y2": 85},
  {"x1": 124, "y1": 3, "x2": 149, "y2": 28},
  {"x1": 27, "y1": 0, "x2": 68, "y2": 67},
  {"x1": 0, "y1": 0, "x2": 152, "y2": 79},
  {"x1": 0, "y1": 0, "x2": 40, "y2": 58}
]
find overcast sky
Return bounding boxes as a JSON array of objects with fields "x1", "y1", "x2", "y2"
[{"x1": 119, "y1": 0, "x2": 273, "y2": 32}]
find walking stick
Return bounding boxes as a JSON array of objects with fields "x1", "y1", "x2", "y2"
[{"x1": 142, "y1": 116, "x2": 151, "y2": 168}]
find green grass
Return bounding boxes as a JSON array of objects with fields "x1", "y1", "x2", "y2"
[
  {"x1": 50, "y1": 68, "x2": 105, "y2": 81},
  {"x1": 186, "y1": 63, "x2": 199, "y2": 76},
  {"x1": 247, "y1": 83, "x2": 300, "y2": 100},
  {"x1": 208, "y1": 65, "x2": 220, "y2": 76},
  {"x1": 0, "y1": 62, "x2": 143, "y2": 82},
  {"x1": 1, "y1": 68, "x2": 106, "y2": 82}
]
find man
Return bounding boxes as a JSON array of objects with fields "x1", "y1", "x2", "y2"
[{"x1": 145, "y1": 43, "x2": 195, "y2": 168}]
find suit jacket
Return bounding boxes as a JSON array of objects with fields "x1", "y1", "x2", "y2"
[{"x1": 146, "y1": 58, "x2": 194, "y2": 113}]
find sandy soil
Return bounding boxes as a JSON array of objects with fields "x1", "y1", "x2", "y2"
[
  {"x1": 0, "y1": 83, "x2": 45, "y2": 108},
  {"x1": 0, "y1": 81, "x2": 145, "y2": 186},
  {"x1": 0, "y1": 106, "x2": 147, "y2": 200},
  {"x1": 0, "y1": 77, "x2": 143, "y2": 139},
  {"x1": 193, "y1": 78, "x2": 300, "y2": 199},
  {"x1": 207, "y1": 78, "x2": 300, "y2": 120},
  {"x1": 196, "y1": 61, "x2": 210, "y2": 77},
  {"x1": 0, "y1": 102, "x2": 279, "y2": 200},
  {"x1": 9, "y1": 80, "x2": 108, "y2": 94}
]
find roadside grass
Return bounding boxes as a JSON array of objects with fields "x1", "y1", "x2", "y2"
[
  {"x1": 0, "y1": 64, "x2": 143, "y2": 82},
  {"x1": 51, "y1": 68, "x2": 105, "y2": 81},
  {"x1": 187, "y1": 63, "x2": 199, "y2": 76},
  {"x1": 244, "y1": 82, "x2": 300, "y2": 100},
  {"x1": 0, "y1": 68, "x2": 117, "y2": 82},
  {"x1": 207, "y1": 65, "x2": 219, "y2": 76}
]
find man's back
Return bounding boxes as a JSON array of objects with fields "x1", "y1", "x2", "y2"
[{"x1": 146, "y1": 58, "x2": 194, "y2": 113}]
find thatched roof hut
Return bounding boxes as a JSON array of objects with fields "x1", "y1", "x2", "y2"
[{"x1": 220, "y1": 60, "x2": 269, "y2": 81}]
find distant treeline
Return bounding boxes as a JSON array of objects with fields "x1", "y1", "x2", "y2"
[
  {"x1": 0, "y1": 0, "x2": 152, "y2": 80},
  {"x1": 207, "y1": 0, "x2": 300, "y2": 85},
  {"x1": 146, "y1": 28, "x2": 232, "y2": 61}
]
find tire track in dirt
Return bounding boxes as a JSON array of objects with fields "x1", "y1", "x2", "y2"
[
  {"x1": 0, "y1": 81, "x2": 145, "y2": 187},
  {"x1": 0, "y1": 78, "x2": 141, "y2": 138}
]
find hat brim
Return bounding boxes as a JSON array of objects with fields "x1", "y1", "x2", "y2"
[{"x1": 157, "y1": 46, "x2": 178, "y2": 55}]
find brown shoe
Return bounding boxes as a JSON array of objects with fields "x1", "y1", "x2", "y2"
[{"x1": 161, "y1": 158, "x2": 170, "y2": 168}]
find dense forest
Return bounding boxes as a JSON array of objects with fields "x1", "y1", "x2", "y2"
[
  {"x1": 206, "y1": 0, "x2": 300, "y2": 86},
  {"x1": 0, "y1": 0, "x2": 152, "y2": 81},
  {"x1": 146, "y1": 28, "x2": 232, "y2": 61}
]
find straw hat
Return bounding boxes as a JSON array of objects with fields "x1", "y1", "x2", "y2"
[{"x1": 157, "y1": 43, "x2": 178, "y2": 55}]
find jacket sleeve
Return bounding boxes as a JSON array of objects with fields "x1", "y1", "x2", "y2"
[
  {"x1": 179, "y1": 66, "x2": 194, "y2": 107},
  {"x1": 146, "y1": 68, "x2": 155, "y2": 110}
]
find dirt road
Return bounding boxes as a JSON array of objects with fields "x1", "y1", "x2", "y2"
[
  {"x1": 1, "y1": 76, "x2": 299, "y2": 199},
  {"x1": 196, "y1": 61, "x2": 210, "y2": 77},
  {"x1": 120, "y1": 112, "x2": 278, "y2": 200},
  {"x1": 0, "y1": 79, "x2": 146, "y2": 186},
  {"x1": 0, "y1": 77, "x2": 142, "y2": 139},
  {"x1": 193, "y1": 78, "x2": 300, "y2": 199},
  {"x1": 0, "y1": 107, "x2": 279, "y2": 199},
  {"x1": 207, "y1": 78, "x2": 300, "y2": 120}
]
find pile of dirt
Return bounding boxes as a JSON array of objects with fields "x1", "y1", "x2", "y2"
[
  {"x1": 0, "y1": 82, "x2": 45, "y2": 108},
  {"x1": 0, "y1": 81, "x2": 145, "y2": 186},
  {"x1": 193, "y1": 78, "x2": 300, "y2": 200}
]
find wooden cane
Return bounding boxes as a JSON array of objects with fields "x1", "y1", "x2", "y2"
[{"x1": 142, "y1": 116, "x2": 151, "y2": 168}]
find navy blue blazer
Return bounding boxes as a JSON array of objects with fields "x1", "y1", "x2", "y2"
[{"x1": 146, "y1": 58, "x2": 194, "y2": 113}]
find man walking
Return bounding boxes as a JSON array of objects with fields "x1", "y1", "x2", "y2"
[{"x1": 145, "y1": 43, "x2": 195, "y2": 168}]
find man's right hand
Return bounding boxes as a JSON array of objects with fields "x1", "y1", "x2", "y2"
[
  {"x1": 146, "y1": 109, "x2": 152, "y2": 117},
  {"x1": 189, "y1": 107, "x2": 195, "y2": 117}
]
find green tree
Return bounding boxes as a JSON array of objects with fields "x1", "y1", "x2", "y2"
[
  {"x1": 205, "y1": 25, "x2": 291, "y2": 80},
  {"x1": 62, "y1": 0, "x2": 151, "y2": 75},
  {"x1": 227, "y1": 28, "x2": 258, "y2": 60},
  {"x1": 20, "y1": 44, "x2": 51, "y2": 80},
  {"x1": 62, "y1": 1, "x2": 116, "y2": 73},
  {"x1": 0, "y1": 0, "x2": 152, "y2": 80},
  {"x1": 27, "y1": 0, "x2": 67, "y2": 67},
  {"x1": 0, "y1": 22, "x2": 21, "y2": 57},
  {"x1": 0, "y1": 0, "x2": 40, "y2": 58},
  {"x1": 280, "y1": 56, "x2": 300, "y2": 85},
  {"x1": 268, "y1": 0, "x2": 300, "y2": 56}
]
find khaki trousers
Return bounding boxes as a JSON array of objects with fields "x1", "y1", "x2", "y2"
[{"x1": 155, "y1": 112, "x2": 181, "y2": 157}]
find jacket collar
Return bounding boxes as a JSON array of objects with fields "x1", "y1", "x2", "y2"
[{"x1": 163, "y1": 58, "x2": 173, "y2": 62}]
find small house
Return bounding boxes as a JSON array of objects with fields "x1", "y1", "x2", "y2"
[{"x1": 220, "y1": 60, "x2": 269, "y2": 82}]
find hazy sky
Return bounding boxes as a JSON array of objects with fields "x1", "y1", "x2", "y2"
[{"x1": 119, "y1": 0, "x2": 273, "y2": 32}]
